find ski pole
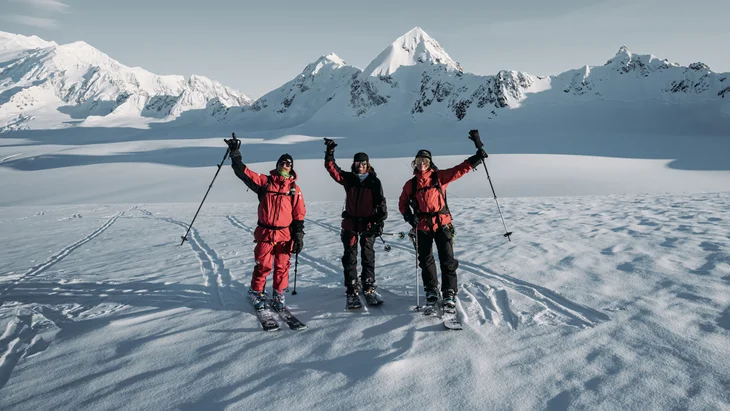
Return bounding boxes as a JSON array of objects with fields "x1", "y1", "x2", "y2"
[
  {"x1": 382, "y1": 231, "x2": 406, "y2": 238},
  {"x1": 378, "y1": 235, "x2": 392, "y2": 252},
  {"x1": 292, "y1": 252, "x2": 299, "y2": 295},
  {"x1": 180, "y1": 133, "x2": 235, "y2": 246},
  {"x1": 468, "y1": 129, "x2": 513, "y2": 242}
]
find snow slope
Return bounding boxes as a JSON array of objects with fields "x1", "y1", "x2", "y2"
[{"x1": 0, "y1": 31, "x2": 252, "y2": 131}]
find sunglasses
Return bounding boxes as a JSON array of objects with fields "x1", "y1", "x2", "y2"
[
  {"x1": 415, "y1": 157, "x2": 430, "y2": 166},
  {"x1": 354, "y1": 161, "x2": 368, "y2": 167},
  {"x1": 278, "y1": 160, "x2": 293, "y2": 166}
]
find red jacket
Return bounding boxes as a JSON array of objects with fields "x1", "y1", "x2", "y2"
[
  {"x1": 325, "y1": 159, "x2": 387, "y2": 232},
  {"x1": 234, "y1": 161, "x2": 306, "y2": 243},
  {"x1": 398, "y1": 160, "x2": 472, "y2": 232}
]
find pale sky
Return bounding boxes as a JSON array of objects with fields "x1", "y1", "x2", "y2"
[{"x1": 1, "y1": 0, "x2": 728, "y2": 98}]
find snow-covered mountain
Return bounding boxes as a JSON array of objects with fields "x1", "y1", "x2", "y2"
[
  {"x1": 1, "y1": 28, "x2": 729, "y2": 134},
  {"x1": 216, "y1": 27, "x2": 729, "y2": 131},
  {"x1": 219, "y1": 53, "x2": 360, "y2": 130},
  {"x1": 0, "y1": 31, "x2": 252, "y2": 131}
]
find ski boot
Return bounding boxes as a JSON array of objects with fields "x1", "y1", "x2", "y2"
[
  {"x1": 442, "y1": 289, "x2": 457, "y2": 310},
  {"x1": 346, "y1": 292, "x2": 362, "y2": 309},
  {"x1": 272, "y1": 289, "x2": 286, "y2": 312},
  {"x1": 248, "y1": 288, "x2": 266, "y2": 311},
  {"x1": 363, "y1": 287, "x2": 384, "y2": 306},
  {"x1": 425, "y1": 289, "x2": 439, "y2": 304}
]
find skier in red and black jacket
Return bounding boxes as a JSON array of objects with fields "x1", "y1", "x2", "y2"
[
  {"x1": 398, "y1": 145, "x2": 487, "y2": 310},
  {"x1": 225, "y1": 136, "x2": 306, "y2": 313},
  {"x1": 324, "y1": 138, "x2": 387, "y2": 308}
]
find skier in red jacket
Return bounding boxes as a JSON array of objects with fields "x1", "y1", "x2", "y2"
[
  {"x1": 324, "y1": 138, "x2": 387, "y2": 308},
  {"x1": 225, "y1": 137, "x2": 306, "y2": 312},
  {"x1": 398, "y1": 146, "x2": 487, "y2": 309}
]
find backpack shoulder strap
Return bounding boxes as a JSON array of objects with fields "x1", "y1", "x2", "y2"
[
  {"x1": 432, "y1": 172, "x2": 447, "y2": 204},
  {"x1": 257, "y1": 176, "x2": 272, "y2": 202},
  {"x1": 409, "y1": 176, "x2": 418, "y2": 212}
]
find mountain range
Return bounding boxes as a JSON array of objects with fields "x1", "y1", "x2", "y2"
[{"x1": 1, "y1": 27, "x2": 728, "y2": 135}]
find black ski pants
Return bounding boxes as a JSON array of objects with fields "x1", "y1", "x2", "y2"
[
  {"x1": 341, "y1": 230, "x2": 376, "y2": 294},
  {"x1": 416, "y1": 225, "x2": 458, "y2": 294}
]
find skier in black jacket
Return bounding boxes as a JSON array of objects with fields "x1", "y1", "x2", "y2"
[{"x1": 324, "y1": 138, "x2": 387, "y2": 308}]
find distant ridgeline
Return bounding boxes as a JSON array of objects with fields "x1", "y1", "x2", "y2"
[{"x1": 0, "y1": 28, "x2": 728, "y2": 134}]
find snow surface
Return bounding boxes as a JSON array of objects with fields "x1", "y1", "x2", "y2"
[{"x1": 1, "y1": 193, "x2": 730, "y2": 410}]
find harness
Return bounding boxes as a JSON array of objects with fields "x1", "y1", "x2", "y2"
[
  {"x1": 408, "y1": 172, "x2": 450, "y2": 231},
  {"x1": 256, "y1": 175, "x2": 297, "y2": 230}
]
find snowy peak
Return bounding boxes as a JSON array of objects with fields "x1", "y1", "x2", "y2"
[
  {"x1": 0, "y1": 32, "x2": 252, "y2": 131},
  {"x1": 301, "y1": 53, "x2": 352, "y2": 77},
  {"x1": 228, "y1": 52, "x2": 361, "y2": 126},
  {"x1": 363, "y1": 27, "x2": 460, "y2": 77},
  {"x1": 0, "y1": 31, "x2": 56, "y2": 52},
  {"x1": 604, "y1": 46, "x2": 675, "y2": 74}
]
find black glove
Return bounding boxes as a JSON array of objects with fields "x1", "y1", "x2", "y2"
[
  {"x1": 467, "y1": 148, "x2": 488, "y2": 167},
  {"x1": 403, "y1": 212, "x2": 417, "y2": 228},
  {"x1": 324, "y1": 138, "x2": 337, "y2": 155},
  {"x1": 468, "y1": 129, "x2": 484, "y2": 148},
  {"x1": 290, "y1": 220, "x2": 305, "y2": 254},
  {"x1": 224, "y1": 134, "x2": 242, "y2": 160},
  {"x1": 368, "y1": 220, "x2": 384, "y2": 237}
]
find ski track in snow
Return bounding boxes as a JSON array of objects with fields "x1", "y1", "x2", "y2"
[
  {"x1": 0, "y1": 208, "x2": 129, "y2": 302},
  {"x1": 0, "y1": 206, "x2": 142, "y2": 387},
  {"x1": 129, "y1": 209, "x2": 288, "y2": 324},
  {"x1": 306, "y1": 217, "x2": 608, "y2": 329},
  {"x1": 131, "y1": 209, "x2": 238, "y2": 311}
]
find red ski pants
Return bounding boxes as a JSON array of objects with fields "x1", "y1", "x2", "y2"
[{"x1": 251, "y1": 241, "x2": 292, "y2": 293}]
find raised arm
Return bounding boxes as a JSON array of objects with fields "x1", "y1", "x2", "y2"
[
  {"x1": 324, "y1": 138, "x2": 346, "y2": 185},
  {"x1": 225, "y1": 137, "x2": 268, "y2": 193},
  {"x1": 436, "y1": 149, "x2": 488, "y2": 185}
]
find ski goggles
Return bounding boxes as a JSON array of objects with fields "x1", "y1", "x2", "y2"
[{"x1": 414, "y1": 157, "x2": 431, "y2": 166}]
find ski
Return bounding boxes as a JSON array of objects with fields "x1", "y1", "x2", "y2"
[
  {"x1": 274, "y1": 305, "x2": 308, "y2": 331},
  {"x1": 254, "y1": 307, "x2": 280, "y2": 332},
  {"x1": 442, "y1": 304, "x2": 463, "y2": 330},
  {"x1": 247, "y1": 293, "x2": 280, "y2": 332}
]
